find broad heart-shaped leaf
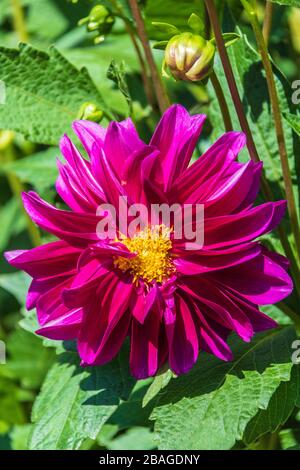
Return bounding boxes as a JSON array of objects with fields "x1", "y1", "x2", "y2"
[
  {"x1": 0, "y1": 44, "x2": 109, "y2": 145},
  {"x1": 28, "y1": 342, "x2": 135, "y2": 450},
  {"x1": 150, "y1": 327, "x2": 296, "y2": 450},
  {"x1": 244, "y1": 365, "x2": 300, "y2": 445},
  {"x1": 207, "y1": 34, "x2": 298, "y2": 187}
]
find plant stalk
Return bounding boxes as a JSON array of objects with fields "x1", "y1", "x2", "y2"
[
  {"x1": 210, "y1": 70, "x2": 233, "y2": 131},
  {"x1": 128, "y1": 0, "x2": 170, "y2": 113},
  {"x1": 11, "y1": 0, "x2": 28, "y2": 42},
  {"x1": 241, "y1": 0, "x2": 300, "y2": 260},
  {"x1": 204, "y1": 0, "x2": 260, "y2": 163},
  {"x1": 263, "y1": 1, "x2": 274, "y2": 46},
  {"x1": 204, "y1": 0, "x2": 300, "y2": 303},
  {"x1": 110, "y1": 0, "x2": 156, "y2": 109}
]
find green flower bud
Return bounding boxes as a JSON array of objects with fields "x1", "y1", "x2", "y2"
[
  {"x1": 77, "y1": 102, "x2": 104, "y2": 123},
  {"x1": 164, "y1": 32, "x2": 215, "y2": 82},
  {"x1": 0, "y1": 130, "x2": 14, "y2": 150},
  {"x1": 79, "y1": 5, "x2": 115, "y2": 35}
]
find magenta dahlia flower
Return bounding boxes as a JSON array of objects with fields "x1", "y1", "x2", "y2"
[{"x1": 5, "y1": 105, "x2": 292, "y2": 378}]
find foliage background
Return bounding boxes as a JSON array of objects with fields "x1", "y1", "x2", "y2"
[{"x1": 0, "y1": 0, "x2": 299, "y2": 450}]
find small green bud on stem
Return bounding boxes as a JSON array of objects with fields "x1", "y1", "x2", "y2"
[
  {"x1": 79, "y1": 5, "x2": 115, "y2": 43},
  {"x1": 77, "y1": 102, "x2": 104, "y2": 123}
]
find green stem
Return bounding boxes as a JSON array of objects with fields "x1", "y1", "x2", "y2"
[
  {"x1": 210, "y1": 70, "x2": 233, "y2": 132},
  {"x1": 110, "y1": 0, "x2": 156, "y2": 109},
  {"x1": 204, "y1": 0, "x2": 260, "y2": 163},
  {"x1": 241, "y1": 0, "x2": 300, "y2": 261},
  {"x1": 204, "y1": 0, "x2": 300, "y2": 305},
  {"x1": 11, "y1": 0, "x2": 28, "y2": 42},
  {"x1": 278, "y1": 301, "x2": 300, "y2": 331},
  {"x1": 263, "y1": 1, "x2": 274, "y2": 46},
  {"x1": 128, "y1": 0, "x2": 170, "y2": 113},
  {"x1": 126, "y1": 24, "x2": 156, "y2": 108},
  {"x1": 277, "y1": 225, "x2": 300, "y2": 301}
]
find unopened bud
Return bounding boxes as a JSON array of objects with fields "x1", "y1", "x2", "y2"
[
  {"x1": 77, "y1": 102, "x2": 104, "y2": 123},
  {"x1": 0, "y1": 130, "x2": 14, "y2": 150},
  {"x1": 79, "y1": 5, "x2": 114, "y2": 35},
  {"x1": 164, "y1": 32, "x2": 215, "y2": 82}
]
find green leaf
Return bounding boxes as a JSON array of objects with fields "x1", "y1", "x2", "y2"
[
  {"x1": 260, "y1": 304, "x2": 293, "y2": 326},
  {"x1": 10, "y1": 424, "x2": 32, "y2": 450},
  {"x1": 4, "y1": 147, "x2": 59, "y2": 193},
  {"x1": 151, "y1": 21, "x2": 180, "y2": 39},
  {"x1": 64, "y1": 36, "x2": 138, "y2": 115},
  {"x1": 107, "y1": 427, "x2": 155, "y2": 450},
  {"x1": 0, "y1": 44, "x2": 109, "y2": 145},
  {"x1": 145, "y1": 0, "x2": 206, "y2": 40},
  {"x1": 217, "y1": 32, "x2": 241, "y2": 48},
  {"x1": 188, "y1": 13, "x2": 206, "y2": 36},
  {"x1": 0, "y1": 198, "x2": 25, "y2": 251},
  {"x1": 6, "y1": 329, "x2": 56, "y2": 389},
  {"x1": 4, "y1": 147, "x2": 58, "y2": 191},
  {"x1": 108, "y1": 380, "x2": 154, "y2": 429},
  {"x1": 27, "y1": 0, "x2": 68, "y2": 41},
  {"x1": 0, "y1": 272, "x2": 30, "y2": 304},
  {"x1": 244, "y1": 365, "x2": 300, "y2": 445},
  {"x1": 284, "y1": 112, "x2": 300, "y2": 136},
  {"x1": 142, "y1": 369, "x2": 174, "y2": 408},
  {"x1": 269, "y1": 0, "x2": 300, "y2": 6},
  {"x1": 151, "y1": 327, "x2": 296, "y2": 450},
  {"x1": 0, "y1": 376, "x2": 28, "y2": 427},
  {"x1": 28, "y1": 343, "x2": 135, "y2": 450},
  {"x1": 152, "y1": 40, "x2": 169, "y2": 50}
]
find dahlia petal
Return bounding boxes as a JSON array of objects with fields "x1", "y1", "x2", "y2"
[
  {"x1": 60, "y1": 135, "x2": 104, "y2": 204},
  {"x1": 4, "y1": 240, "x2": 80, "y2": 279},
  {"x1": 131, "y1": 283, "x2": 160, "y2": 324},
  {"x1": 179, "y1": 280, "x2": 254, "y2": 342},
  {"x1": 194, "y1": 303, "x2": 233, "y2": 361},
  {"x1": 150, "y1": 104, "x2": 206, "y2": 189},
  {"x1": 103, "y1": 118, "x2": 146, "y2": 176},
  {"x1": 91, "y1": 144, "x2": 128, "y2": 209},
  {"x1": 199, "y1": 322, "x2": 233, "y2": 361},
  {"x1": 78, "y1": 274, "x2": 133, "y2": 365},
  {"x1": 62, "y1": 259, "x2": 110, "y2": 309},
  {"x1": 36, "y1": 275, "x2": 73, "y2": 326},
  {"x1": 213, "y1": 251, "x2": 293, "y2": 305},
  {"x1": 204, "y1": 161, "x2": 262, "y2": 216},
  {"x1": 26, "y1": 273, "x2": 70, "y2": 310},
  {"x1": 223, "y1": 289, "x2": 278, "y2": 332},
  {"x1": 36, "y1": 308, "x2": 83, "y2": 340},
  {"x1": 56, "y1": 160, "x2": 99, "y2": 213},
  {"x1": 171, "y1": 131, "x2": 246, "y2": 203},
  {"x1": 174, "y1": 243, "x2": 261, "y2": 274},
  {"x1": 22, "y1": 192, "x2": 100, "y2": 246},
  {"x1": 72, "y1": 120, "x2": 106, "y2": 154},
  {"x1": 167, "y1": 294, "x2": 199, "y2": 375},
  {"x1": 235, "y1": 162, "x2": 263, "y2": 211},
  {"x1": 121, "y1": 146, "x2": 160, "y2": 204},
  {"x1": 130, "y1": 308, "x2": 161, "y2": 379},
  {"x1": 204, "y1": 201, "x2": 287, "y2": 248}
]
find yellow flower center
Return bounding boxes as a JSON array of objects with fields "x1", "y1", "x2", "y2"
[{"x1": 114, "y1": 225, "x2": 175, "y2": 284}]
